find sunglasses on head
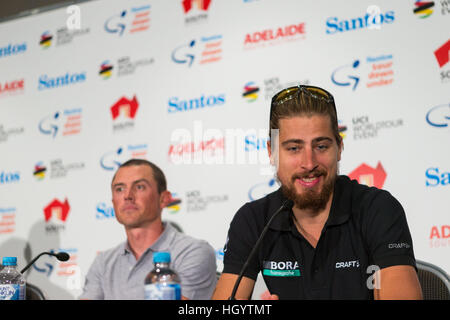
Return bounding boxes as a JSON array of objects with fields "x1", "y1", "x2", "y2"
[{"x1": 270, "y1": 85, "x2": 335, "y2": 119}]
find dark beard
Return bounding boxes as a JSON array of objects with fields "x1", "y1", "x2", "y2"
[{"x1": 280, "y1": 172, "x2": 336, "y2": 213}]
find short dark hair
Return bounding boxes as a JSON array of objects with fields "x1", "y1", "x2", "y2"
[{"x1": 112, "y1": 159, "x2": 167, "y2": 193}]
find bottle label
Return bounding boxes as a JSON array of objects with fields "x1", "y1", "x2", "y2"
[
  {"x1": 0, "y1": 284, "x2": 20, "y2": 300},
  {"x1": 144, "y1": 283, "x2": 181, "y2": 300}
]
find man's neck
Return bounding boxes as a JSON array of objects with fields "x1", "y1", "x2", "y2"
[
  {"x1": 125, "y1": 222, "x2": 164, "y2": 261},
  {"x1": 291, "y1": 195, "x2": 333, "y2": 248}
]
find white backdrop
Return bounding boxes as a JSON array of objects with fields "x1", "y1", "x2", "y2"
[{"x1": 0, "y1": 0, "x2": 448, "y2": 299}]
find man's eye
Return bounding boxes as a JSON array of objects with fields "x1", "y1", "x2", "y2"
[
  {"x1": 115, "y1": 187, "x2": 124, "y2": 192},
  {"x1": 287, "y1": 146, "x2": 299, "y2": 152},
  {"x1": 316, "y1": 144, "x2": 329, "y2": 151},
  {"x1": 136, "y1": 184, "x2": 145, "y2": 190}
]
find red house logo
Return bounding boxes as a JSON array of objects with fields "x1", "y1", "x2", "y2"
[
  {"x1": 43, "y1": 198, "x2": 70, "y2": 222},
  {"x1": 434, "y1": 39, "x2": 450, "y2": 68},
  {"x1": 110, "y1": 96, "x2": 139, "y2": 120},
  {"x1": 182, "y1": 0, "x2": 211, "y2": 13},
  {"x1": 348, "y1": 162, "x2": 387, "y2": 189}
]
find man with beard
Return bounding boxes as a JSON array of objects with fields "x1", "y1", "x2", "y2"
[{"x1": 212, "y1": 85, "x2": 422, "y2": 300}]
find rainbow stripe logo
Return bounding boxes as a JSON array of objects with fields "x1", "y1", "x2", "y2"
[
  {"x1": 40, "y1": 31, "x2": 53, "y2": 48},
  {"x1": 242, "y1": 81, "x2": 260, "y2": 102},
  {"x1": 413, "y1": 1, "x2": 435, "y2": 18},
  {"x1": 99, "y1": 61, "x2": 113, "y2": 79}
]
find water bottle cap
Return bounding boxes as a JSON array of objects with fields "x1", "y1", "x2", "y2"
[
  {"x1": 2, "y1": 257, "x2": 17, "y2": 266},
  {"x1": 153, "y1": 252, "x2": 171, "y2": 263}
]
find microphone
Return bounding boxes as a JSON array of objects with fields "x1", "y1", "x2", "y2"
[
  {"x1": 228, "y1": 199, "x2": 294, "y2": 300},
  {"x1": 20, "y1": 251, "x2": 70, "y2": 274}
]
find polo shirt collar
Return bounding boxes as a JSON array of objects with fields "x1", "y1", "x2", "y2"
[
  {"x1": 121, "y1": 221, "x2": 176, "y2": 255},
  {"x1": 269, "y1": 175, "x2": 352, "y2": 231}
]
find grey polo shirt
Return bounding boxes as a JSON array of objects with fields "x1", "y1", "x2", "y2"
[{"x1": 78, "y1": 222, "x2": 217, "y2": 300}]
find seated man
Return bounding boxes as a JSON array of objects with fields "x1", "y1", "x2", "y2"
[
  {"x1": 213, "y1": 85, "x2": 422, "y2": 300},
  {"x1": 80, "y1": 159, "x2": 217, "y2": 299}
]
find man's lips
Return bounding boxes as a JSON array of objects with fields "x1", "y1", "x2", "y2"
[
  {"x1": 295, "y1": 175, "x2": 321, "y2": 188},
  {"x1": 122, "y1": 204, "x2": 138, "y2": 211}
]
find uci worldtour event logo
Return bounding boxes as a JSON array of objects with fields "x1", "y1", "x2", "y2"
[
  {"x1": 165, "y1": 193, "x2": 182, "y2": 214},
  {"x1": 348, "y1": 162, "x2": 387, "y2": 189},
  {"x1": 43, "y1": 198, "x2": 70, "y2": 233},
  {"x1": 0, "y1": 42, "x2": 27, "y2": 59},
  {"x1": 182, "y1": 0, "x2": 212, "y2": 24},
  {"x1": 185, "y1": 190, "x2": 228, "y2": 212},
  {"x1": 38, "y1": 71, "x2": 86, "y2": 90},
  {"x1": 33, "y1": 159, "x2": 84, "y2": 180},
  {"x1": 38, "y1": 108, "x2": 82, "y2": 138},
  {"x1": 243, "y1": 22, "x2": 306, "y2": 50},
  {"x1": 100, "y1": 144, "x2": 148, "y2": 171},
  {"x1": 426, "y1": 104, "x2": 450, "y2": 128},
  {"x1": 0, "y1": 207, "x2": 16, "y2": 234},
  {"x1": 325, "y1": 8, "x2": 395, "y2": 34},
  {"x1": 110, "y1": 95, "x2": 139, "y2": 132},
  {"x1": 351, "y1": 115, "x2": 404, "y2": 140},
  {"x1": 434, "y1": 39, "x2": 450, "y2": 83},
  {"x1": 242, "y1": 81, "x2": 260, "y2": 102},
  {"x1": 39, "y1": 26, "x2": 89, "y2": 49},
  {"x1": 331, "y1": 54, "x2": 394, "y2": 91},
  {"x1": 99, "y1": 56, "x2": 154, "y2": 79},
  {"x1": 104, "y1": 5, "x2": 150, "y2": 36},
  {"x1": 171, "y1": 35, "x2": 223, "y2": 67}
]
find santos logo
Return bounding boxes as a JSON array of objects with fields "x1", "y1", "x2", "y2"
[
  {"x1": 168, "y1": 94, "x2": 225, "y2": 113},
  {"x1": 326, "y1": 10, "x2": 395, "y2": 34},
  {"x1": 38, "y1": 72, "x2": 86, "y2": 90}
]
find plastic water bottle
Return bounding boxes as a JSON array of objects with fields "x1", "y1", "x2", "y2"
[
  {"x1": 144, "y1": 252, "x2": 181, "y2": 300},
  {"x1": 0, "y1": 257, "x2": 26, "y2": 300}
]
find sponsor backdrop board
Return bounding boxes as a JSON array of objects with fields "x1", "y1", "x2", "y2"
[{"x1": 0, "y1": 0, "x2": 449, "y2": 299}]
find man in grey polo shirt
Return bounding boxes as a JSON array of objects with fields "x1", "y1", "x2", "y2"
[{"x1": 79, "y1": 159, "x2": 217, "y2": 300}]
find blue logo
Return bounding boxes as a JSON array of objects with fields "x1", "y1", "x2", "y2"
[
  {"x1": 331, "y1": 60, "x2": 360, "y2": 90},
  {"x1": 426, "y1": 168, "x2": 450, "y2": 187},
  {"x1": 0, "y1": 42, "x2": 27, "y2": 59},
  {"x1": 38, "y1": 72, "x2": 86, "y2": 90},
  {"x1": 248, "y1": 178, "x2": 278, "y2": 201},
  {"x1": 168, "y1": 94, "x2": 225, "y2": 113},
  {"x1": 100, "y1": 144, "x2": 147, "y2": 171},
  {"x1": 245, "y1": 134, "x2": 269, "y2": 152},
  {"x1": 104, "y1": 6, "x2": 151, "y2": 36},
  {"x1": 38, "y1": 108, "x2": 82, "y2": 138},
  {"x1": 0, "y1": 171, "x2": 20, "y2": 185},
  {"x1": 326, "y1": 10, "x2": 395, "y2": 34},
  {"x1": 171, "y1": 35, "x2": 223, "y2": 67},
  {"x1": 96, "y1": 202, "x2": 115, "y2": 219},
  {"x1": 426, "y1": 104, "x2": 450, "y2": 128}
]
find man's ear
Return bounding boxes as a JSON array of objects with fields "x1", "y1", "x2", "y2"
[{"x1": 159, "y1": 190, "x2": 172, "y2": 209}]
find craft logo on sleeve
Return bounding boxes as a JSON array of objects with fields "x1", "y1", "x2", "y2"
[
  {"x1": 0, "y1": 207, "x2": 16, "y2": 234},
  {"x1": 43, "y1": 198, "x2": 70, "y2": 233},
  {"x1": 104, "y1": 5, "x2": 151, "y2": 36},
  {"x1": 348, "y1": 162, "x2": 387, "y2": 189},
  {"x1": 38, "y1": 108, "x2": 82, "y2": 138},
  {"x1": 171, "y1": 35, "x2": 223, "y2": 67},
  {"x1": 110, "y1": 95, "x2": 139, "y2": 132}
]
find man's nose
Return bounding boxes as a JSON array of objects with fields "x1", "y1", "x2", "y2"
[
  {"x1": 124, "y1": 188, "x2": 135, "y2": 200},
  {"x1": 300, "y1": 146, "x2": 318, "y2": 172}
]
